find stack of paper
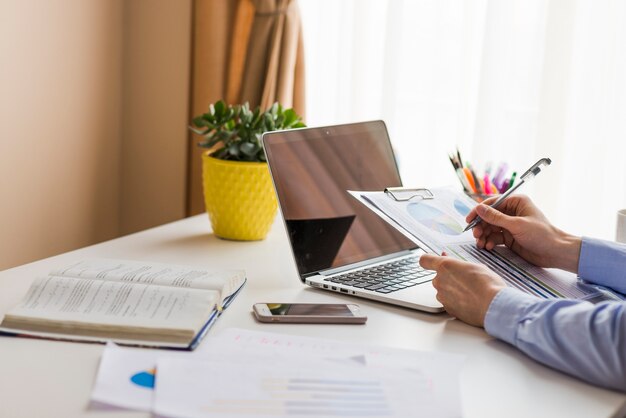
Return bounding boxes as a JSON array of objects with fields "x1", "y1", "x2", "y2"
[{"x1": 90, "y1": 328, "x2": 464, "y2": 418}]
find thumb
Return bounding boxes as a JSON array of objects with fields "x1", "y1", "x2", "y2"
[
  {"x1": 476, "y1": 204, "x2": 515, "y2": 229},
  {"x1": 419, "y1": 254, "x2": 444, "y2": 271}
]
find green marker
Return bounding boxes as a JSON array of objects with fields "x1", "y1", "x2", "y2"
[{"x1": 508, "y1": 172, "x2": 517, "y2": 190}]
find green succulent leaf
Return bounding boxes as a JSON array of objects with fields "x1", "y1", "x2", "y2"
[
  {"x1": 227, "y1": 143, "x2": 240, "y2": 157},
  {"x1": 190, "y1": 100, "x2": 305, "y2": 162},
  {"x1": 239, "y1": 142, "x2": 257, "y2": 157},
  {"x1": 214, "y1": 100, "x2": 226, "y2": 117}
]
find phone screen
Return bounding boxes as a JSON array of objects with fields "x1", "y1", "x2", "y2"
[{"x1": 267, "y1": 303, "x2": 355, "y2": 317}]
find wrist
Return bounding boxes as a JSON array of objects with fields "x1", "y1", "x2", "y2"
[
  {"x1": 479, "y1": 281, "x2": 506, "y2": 327},
  {"x1": 551, "y1": 230, "x2": 582, "y2": 273}
]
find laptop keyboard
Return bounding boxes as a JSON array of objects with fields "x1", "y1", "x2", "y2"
[{"x1": 324, "y1": 256, "x2": 434, "y2": 294}]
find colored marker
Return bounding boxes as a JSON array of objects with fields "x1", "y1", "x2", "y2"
[
  {"x1": 464, "y1": 158, "x2": 552, "y2": 232},
  {"x1": 456, "y1": 168, "x2": 471, "y2": 191},
  {"x1": 469, "y1": 166, "x2": 482, "y2": 194},
  {"x1": 508, "y1": 172, "x2": 517, "y2": 189},
  {"x1": 483, "y1": 175, "x2": 492, "y2": 195},
  {"x1": 501, "y1": 179, "x2": 510, "y2": 193},
  {"x1": 449, "y1": 154, "x2": 457, "y2": 171},
  {"x1": 463, "y1": 167, "x2": 477, "y2": 193},
  {"x1": 492, "y1": 162, "x2": 509, "y2": 191}
]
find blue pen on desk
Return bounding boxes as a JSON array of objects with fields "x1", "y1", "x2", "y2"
[{"x1": 463, "y1": 158, "x2": 552, "y2": 232}]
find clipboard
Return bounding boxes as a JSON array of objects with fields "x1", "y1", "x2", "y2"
[
  {"x1": 384, "y1": 187, "x2": 434, "y2": 202},
  {"x1": 350, "y1": 186, "x2": 608, "y2": 302}
]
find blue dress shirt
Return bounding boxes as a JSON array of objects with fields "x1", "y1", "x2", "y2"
[{"x1": 484, "y1": 237, "x2": 626, "y2": 392}]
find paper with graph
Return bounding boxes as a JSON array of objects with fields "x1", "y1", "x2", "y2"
[
  {"x1": 153, "y1": 328, "x2": 464, "y2": 418},
  {"x1": 351, "y1": 187, "x2": 602, "y2": 300},
  {"x1": 91, "y1": 329, "x2": 464, "y2": 417},
  {"x1": 154, "y1": 358, "x2": 435, "y2": 418}
]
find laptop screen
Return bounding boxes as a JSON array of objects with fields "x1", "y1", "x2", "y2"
[{"x1": 263, "y1": 121, "x2": 416, "y2": 277}]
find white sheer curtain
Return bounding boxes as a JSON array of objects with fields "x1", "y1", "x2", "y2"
[{"x1": 299, "y1": 0, "x2": 626, "y2": 240}]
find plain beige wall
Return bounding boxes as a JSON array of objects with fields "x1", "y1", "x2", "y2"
[
  {"x1": 0, "y1": 0, "x2": 192, "y2": 270},
  {"x1": 120, "y1": 1, "x2": 191, "y2": 235}
]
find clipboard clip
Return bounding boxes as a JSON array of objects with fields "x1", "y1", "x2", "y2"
[{"x1": 384, "y1": 187, "x2": 434, "y2": 202}]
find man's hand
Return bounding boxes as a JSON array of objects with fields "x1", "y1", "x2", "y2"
[
  {"x1": 419, "y1": 254, "x2": 506, "y2": 327},
  {"x1": 467, "y1": 195, "x2": 582, "y2": 273}
]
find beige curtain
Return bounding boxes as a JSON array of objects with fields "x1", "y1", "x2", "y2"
[{"x1": 187, "y1": 0, "x2": 306, "y2": 215}]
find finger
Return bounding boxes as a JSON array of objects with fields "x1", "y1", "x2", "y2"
[
  {"x1": 484, "y1": 232, "x2": 505, "y2": 250},
  {"x1": 431, "y1": 274, "x2": 440, "y2": 289},
  {"x1": 475, "y1": 204, "x2": 516, "y2": 230},
  {"x1": 434, "y1": 288, "x2": 448, "y2": 305},
  {"x1": 475, "y1": 223, "x2": 498, "y2": 246},
  {"x1": 480, "y1": 222, "x2": 500, "y2": 237},
  {"x1": 474, "y1": 221, "x2": 502, "y2": 240},
  {"x1": 445, "y1": 308, "x2": 458, "y2": 320},
  {"x1": 481, "y1": 196, "x2": 500, "y2": 206},
  {"x1": 466, "y1": 208, "x2": 478, "y2": 223},
  {"x1": 502, "y1": 230, "x2": 516, "y2": 248},
  {"x1": 435, "y1": 291, "x2": 444, "y2": 304},
  {"x1": 419, "y1": 254, "x2": 445, "y2": 271}
]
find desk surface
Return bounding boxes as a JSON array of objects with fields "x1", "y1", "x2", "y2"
[{"x1": 0, "y1": 215, "x2": 624, "y2": 418}]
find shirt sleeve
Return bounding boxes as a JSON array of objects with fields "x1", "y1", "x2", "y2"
[
  {"x1": 484, "y1": 287, "x2": 626, "y2": 392},
  {"x1": 578, "y1": 237, "x2": 626, "y2": 294}
]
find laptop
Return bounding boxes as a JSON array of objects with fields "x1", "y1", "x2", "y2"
[{"x1": 262, "y1": 120, "x2": 443, "y2": 312}]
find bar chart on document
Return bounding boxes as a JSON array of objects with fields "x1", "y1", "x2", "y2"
[
  {"x1": 355, "y1": 188, "x2": 601, "y2": 301},
  {"x1": 154, "y1": 357, "x2": 434, "y2": 418},
  {"x1": 204, "y1": 375, "x2": 394, "y2": 416}
]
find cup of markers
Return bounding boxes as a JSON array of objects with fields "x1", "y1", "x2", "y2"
[{"x1": 448, "y1": 149, "x2": 517, "y2": 202}]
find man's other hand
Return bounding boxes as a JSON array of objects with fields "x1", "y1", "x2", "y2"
[{"x1": 419, "y1": 253, "x2": 506, "y2": 327}]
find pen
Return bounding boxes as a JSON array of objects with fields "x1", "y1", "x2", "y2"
[{"x1": 463, "y1": 158, "x2": 552, "y2": 232}]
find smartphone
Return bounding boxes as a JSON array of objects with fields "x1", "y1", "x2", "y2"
[{"x1": 252, "y1": 303, "x2": 367, "y2": 324}]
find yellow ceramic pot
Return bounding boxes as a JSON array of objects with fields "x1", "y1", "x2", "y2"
[{"x1": 201, "y1": 152, "x2": 277, "y2": 240}]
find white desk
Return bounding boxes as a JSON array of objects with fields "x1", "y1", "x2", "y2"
[{"x1": 0, "y1": 215, "x2": 624, "y2": 418}]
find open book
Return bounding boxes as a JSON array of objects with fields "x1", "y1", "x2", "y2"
[{"x1": 0, "y1": 259, "x2": 246, "y2": 349}]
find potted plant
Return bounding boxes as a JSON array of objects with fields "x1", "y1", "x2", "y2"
[{"x1": 191, "y1": 100, "x2": 305, "y2": 240}]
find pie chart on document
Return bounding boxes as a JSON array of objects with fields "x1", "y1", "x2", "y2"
[{"x1": 407, "y1": 202, "x2": 463, "y2": 235}]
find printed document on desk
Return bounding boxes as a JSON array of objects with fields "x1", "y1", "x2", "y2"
[
  {"x1": 153, "y1": 328, "x2": 464, "y2": 418},
  {"x1": 91, "y1": 328, "x2": 464, "y2": 416},
  {"x1": 154, "y1": 358, "x2": 446, "y2": 418},
  {"x1": 350, "y1": 187, "x2": 602, "y2": 301}
]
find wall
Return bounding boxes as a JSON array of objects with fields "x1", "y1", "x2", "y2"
[
  {"x1": 0, "y1": 0, "x2": 192, "y2": 270},
  {"x1": 120, "y1": 1, "x2": 191, "y2": 235}
]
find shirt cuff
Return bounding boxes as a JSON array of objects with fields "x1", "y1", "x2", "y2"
[
  {"x1": 578, "y1": 237, "x2": 598, "y2": 282},
  {"x1": 484, "y1": 287, "x2": 540, "y2": 345}
]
